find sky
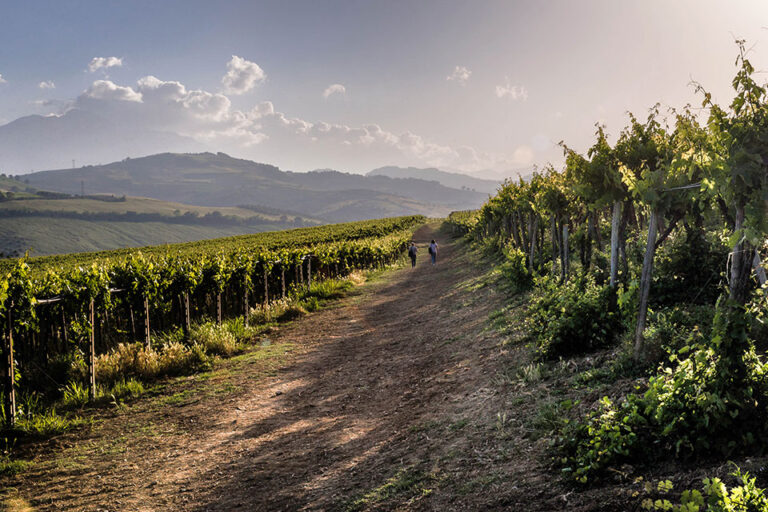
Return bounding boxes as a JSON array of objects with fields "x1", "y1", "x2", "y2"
[{"x1": 1, "y1": 0, "x2": 768, "y2": 177}]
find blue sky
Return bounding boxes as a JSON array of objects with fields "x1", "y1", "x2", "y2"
[{"x1": 1, "y1": 1, "x2": 768, "y2": 175}]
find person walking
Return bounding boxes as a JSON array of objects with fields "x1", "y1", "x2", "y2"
[
  {"x1": 408, "y1": 242, "x2": 418, "y2": 268},
  {"x1": 428, "y1": 239, "x2": 438, "y2": 265}
]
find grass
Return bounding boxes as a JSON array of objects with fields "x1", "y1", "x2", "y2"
[
  {"x1": 0, "y1": 267, "x2": 375, "y2": 483},
  {"x1": 345, "y1": 468, "x2": 437, "y2": 511},
  {"x1": 0, "y1": 217, "x2": 267, "y2": 257},
  {"x1": 12, "y1": 409, "x2": 90, "y2": 438},
  {"x1": 0, "y1": 457, "x2": 32, "y2": 476},
  {"x1": 525, "y1": 399, "x2": 574, "y2": 441}
]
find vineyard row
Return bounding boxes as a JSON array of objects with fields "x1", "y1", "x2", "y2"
[{"x1": 0, "y1": 216, "x2": 425, "y2": 424}]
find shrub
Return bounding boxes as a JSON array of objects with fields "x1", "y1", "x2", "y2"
[
  {"x1": 302, "y1": 279, "x2": 353, "y2": 301},
  {"x1": 641, "y1": 305, "x2": 713, "y2": 365},
  {"x1": 526, "y1": 274, "x2": 623, "y2": 359},
  {"x1": 499, "y1": 246, "x2": 532, "y2": 293},
  {"x1": 248, "y1": 298, "x2": 305, "y2": 325},
  {"x1": 652, "y1": 229, "x2": 728, "y2": 307},
  {"x1": 60, "y1": 382, "x2": 90, "y2": 408},
  {"x1": 94, "y1": 341, "x2": 211, "y2": 384},
  {"x1": 109, "y1": 378, "x2": 145, "y2": 400},
  {"x1": 557, "y1": 396, "x2": 643, "y2": 484},
  {"x1": 639, "y1": 467, "x2": 768, "y2": 511},
  {"x1": 557, "y1": 306, "x2": 768, "y2": 484},
  {"x1": 191, "y1": 322, "x2": 237, "y2": 356}
]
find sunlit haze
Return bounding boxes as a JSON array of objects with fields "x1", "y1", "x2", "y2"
[{"x1": 1, "y1": 0, "x2": 768, "y2": 176}]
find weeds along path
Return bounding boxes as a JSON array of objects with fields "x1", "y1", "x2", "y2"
[{"x1": 4, "y1": 223, "x2": 591, "y2": 511}]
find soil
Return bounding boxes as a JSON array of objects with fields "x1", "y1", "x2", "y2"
[{"x1": 0, "y1": 224, "x2": 738, "y2": 511}]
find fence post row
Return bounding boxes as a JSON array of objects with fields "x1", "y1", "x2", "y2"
[
  {"x1": 88, "y1": 298, "x2": 96, "y2": 400},
  {"x1": 144, "y1": 297, "x2": 151, "y2": 346},
  {"x1": 5, "y1": 302, "x2": 15, "y2": 426},
  {"x1": 2, "y1": 249, "x2": 370, "y2": 416}
]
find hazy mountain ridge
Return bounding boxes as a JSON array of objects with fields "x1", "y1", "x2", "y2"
[
  {"x1": 367, "y1": 165, "x2": 502, "y2": 194},
  {"x1": 24, "y1": 152, "x2": 488, "y2": 221}
]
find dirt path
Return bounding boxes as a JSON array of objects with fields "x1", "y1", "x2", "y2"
[{"x1": 4, "y1": 224, "x2": 591, "y2": 511}]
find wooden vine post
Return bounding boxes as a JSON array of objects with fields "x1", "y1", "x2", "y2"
[
  {"x1": 634, "y1": 209, "x2": 659, "y2": 360},
  {"x1": 281, "y1": 268, "x2": 286, "y2": 298},
  {"x1": 217, "y1": 293, "x2": 222, "y2": 324},
  {"x1": 609, "y1": 201, "x2": 622, "y2": 287},
  {"x1": 88, "y1": 298, "x2": 96, "y2": 400},
  {"x1": 307, "y1": 256, "x2": 312, "y2": 288},
  {"x1": 299, "y1": 261, "x2": 304, "y2": 288},
  {"x1": 243, "y1": 286, "x2": 249, "y2": 327},
  {"x1": 561, "y1": 223, "x2": 569, "y2": 283},
  {"x1": 183, "y1": 292, "x2": 191, "y2": 337},
  {"x1": 144, "y1": 297, "x2": 151, "y2": 346},
  {"x1": 5, "y1": 302, "x2": 15, "y2": 426},
  {"x1": 263, "y1": 267, "x2": 269, "y2": 306}
]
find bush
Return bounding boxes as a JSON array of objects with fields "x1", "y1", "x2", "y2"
[
  {"x1": 557, "y1": 306, "x2": 768, "y2": 484},
  {"x1": 641, "y1": 305, "x2": 713, "y2": 365},
  {"x1": 499, "y1": 246, "x2": 532, "y2": 293},
  {"x1": 94, "y1": 341, "x2": 211, "y2": 384},
  {"x1": 60, "y1": 381, "x2": 90, "y2": 408},
  {"x1": 302, "y1": 279, "x2": 353, "y2": 301},
  {"x1": 557, "y1": 396, "x2": 643, "y2": 484},
  {"x1": 639, "y1": 467, "x2": 768, "y2": 511},
  {"x1": 526, "y1": 274, "x2": 623, "y2": 359},
  {"x1": 652, "y1": 229, "x2": 728, "y2": 307},
  {"x1": 190, "y1": 322, "x2": 237, "y2": 356},
  {"x1": 109, "y1": 378, "x2": 145, "y2": 400}
]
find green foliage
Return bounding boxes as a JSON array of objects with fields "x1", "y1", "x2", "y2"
[
  {"x1": 640, "y1": 467, "x2": 768, "y2": 512},
  {"x1": 446, "y1": 210, "x2": 479, "y2": 235},
  {"x1": 108, "y1": 378, "x2": 145, "y2": 400},
  {"x1": 60, "y1": 381, "x2": 90, "y2": 408},
  {"x1": 557, "y1": 303, "x2": 768, "y2": 483},
  {"x1": 0, "y1": 456, "x2": 31, "y2": 476},
  {"x1": 557, "y1": 396, "x2": 643, "y2": 484},
  {"x1": 94, "y1": 341, "x2": 212, "y2": 384},
  {"x1": 190, "y1": 322, "x2": 238, "y2": 357},
  {"x1": 526, "y1": 274, "x2": 623, "y2": 359},
  {"x1": 499, "y1": 246, "x2": 533, "y2": 293},
  {"x1": 13, "y1": 408, "x2": 86, "y2": 437},
  {"x1": 641, "y1": 305, "x2": 713, "y2": 365},
  {"x1": 652, "y1": 230, "x2": 728, "y2": 307}
]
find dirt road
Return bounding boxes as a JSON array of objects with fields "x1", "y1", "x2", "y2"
[{"x1": 6, "y1": 224, "x2": 584, "y2": 511}]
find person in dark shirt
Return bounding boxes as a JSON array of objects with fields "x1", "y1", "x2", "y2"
[{"x1": 408, "y1": 242, "x2": 418, "y2": 268}]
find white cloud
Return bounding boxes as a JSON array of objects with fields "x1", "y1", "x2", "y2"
[
  {"x1": 495, "y1": 78, "x2": 528, "y2": 100},
  {"x1": 0, "y1": 74, "x2": 6, "y2": 84},
  {"x1": 512, "y1": 145, "x2": 534, "y2": 165},
  {"x1": 88, "y1": 56, "x2": 123, "y2": 73},
  {"x1": 221, "y1": 55, "x2": 265, "y2": 95},
  {"x1": 39, "y1": 80, "x2": 55, "y2": 90},
  {"x1": 446, "y1": 65, "x2": 471, "y2": 86},
  {"x1": 48, "y1": 71, "x2": 532, "y2": 173},
  {"x1": 84, "y1": 80, "x2": 142, "y2": 102},
  {"x1": 322, "y1": 83, "x2": 346, "y2": 99}
]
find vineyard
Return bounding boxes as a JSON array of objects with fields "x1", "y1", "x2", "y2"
[
  {"x1": 448, "y1": 42, "x2": 768, "y2": 503},
  {"x1": 0, "y1": 215, "x2": 424, "y2": 429}
]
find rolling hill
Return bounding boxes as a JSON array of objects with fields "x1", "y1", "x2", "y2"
[{"x1": 23, "y1": 152, "x2": 488, "y2": 221}]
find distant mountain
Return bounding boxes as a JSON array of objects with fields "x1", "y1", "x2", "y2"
[
  {"x1": 464, "y1": 167, "x2": 534, "y2": 183},
  {"x1": 367, "y1": 166, "x2": 501, "y2": 194},
  {"x1": 24, "y1": 152, "x2": 488, "y2": 222},
  {"x1": 0, "y1": 111, "x2": 201, "y2": 173}
]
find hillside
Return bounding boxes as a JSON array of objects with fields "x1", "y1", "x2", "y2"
[
  {"x1": 367, "y1": 165, "x2": 501, "y2": 194},
  {"x1": 0, "y1": 195, "x2": 322, "y2": 257},
  {"x1": 23, "y1": 152, "x2": 488, "y2": 221}
]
